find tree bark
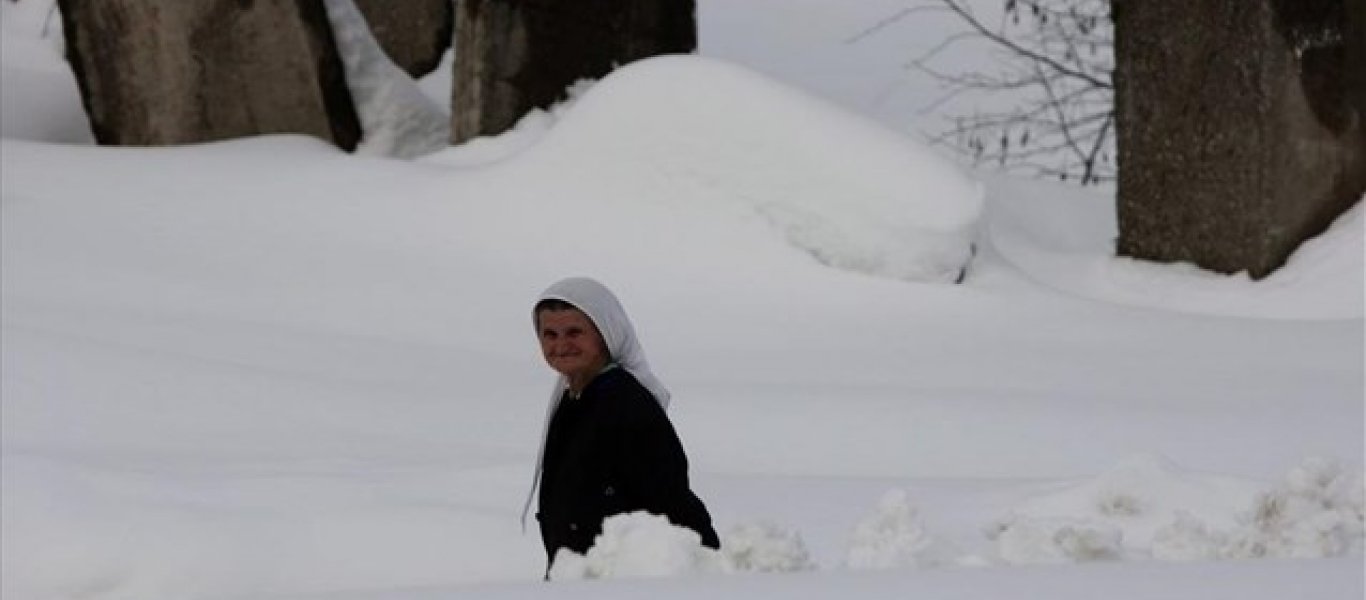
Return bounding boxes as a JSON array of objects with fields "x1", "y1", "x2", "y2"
[
  {"x1": 451, "y1": 0, "x2": 695, "y2": 144},
  {"x1": 58, "y1": 0, "x2": 361, "y2": 150},
  {"x1": 352, "y1": 0, "x2": 453, "y2": 78},
  {"x1": 1113, "y1": 0, "x2": 1366, "y2": 278}
]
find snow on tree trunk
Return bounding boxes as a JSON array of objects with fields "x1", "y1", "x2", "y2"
[
  {"x1": 322, "y1": 0, "x2": 449, "y2": 158},
  {"x1": 351, "y1": 0, "x2": 452, "y2": 78},
  {"x1": 450, "y1": 0, "x2": 696, "y2": 144},
  {"x1": 1113, "y1": 0, "x2": 1366, "y2": 279},
  {"x1": 57, "y1": 0, "x2": 361, "y2": 150}
]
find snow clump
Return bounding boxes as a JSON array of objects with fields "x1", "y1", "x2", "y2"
[
  {"x1": 1148, "y1": 457, "x2": 1365, "y2": 561},
  {"x1": 1220, "y1": 457, "x2": 1365, "y2": 559},
  {"x1": 845, "y1": 489, "x2": 959, "y2": 569},
  {"x1": 549, "y1": 512, "x2": 728, "y2": 580},
  {"x1": 551, "y1": 514, "x2": 817, "y2": 580}
]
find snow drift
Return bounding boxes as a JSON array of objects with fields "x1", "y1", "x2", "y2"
[{"x1": 512, "y1": 55, "x2": 984, "y2": 283}]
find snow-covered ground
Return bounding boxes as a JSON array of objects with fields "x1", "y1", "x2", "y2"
[{"x1": 2, "y1": 2, "x2": 1362, "y2": 599}]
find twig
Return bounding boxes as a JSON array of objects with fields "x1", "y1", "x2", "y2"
[{"x1": 843, "y1": 6, "x2": 940, "y2": 45}]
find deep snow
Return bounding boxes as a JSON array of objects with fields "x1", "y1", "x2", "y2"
[{"x1": 1, "y1": 1, "x2": 1363, "y2": 599}]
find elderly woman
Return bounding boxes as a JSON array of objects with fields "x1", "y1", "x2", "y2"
[{"x1": 522, "y1": 277, "x2": 719, "y2": 569}]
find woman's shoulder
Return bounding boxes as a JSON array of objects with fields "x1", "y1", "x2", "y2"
[
  {"x1": 588, "y1": 367, "x2": 648, "y2": 396},
  {"x1": 586, "y1": 368, "x2": 662, "y2": 414}
]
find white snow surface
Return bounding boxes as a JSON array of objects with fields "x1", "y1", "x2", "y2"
[{"x1": 2, "y1": 2, "x2": 1363, "y2": 600}]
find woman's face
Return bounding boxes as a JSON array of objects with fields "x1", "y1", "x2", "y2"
[{"x1": 536, "y1": 307, "x2": 609, "y2": 384}]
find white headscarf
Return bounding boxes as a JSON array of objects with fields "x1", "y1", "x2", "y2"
[{"x1": 520, "y1": 277, "x2": 671, "y2": 529}]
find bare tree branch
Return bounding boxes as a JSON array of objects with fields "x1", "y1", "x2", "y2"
[
  {"x1": 843, "y1": 6, "x2": 941, "y2": 45},
  {"x1": 938, "y1": 0, "x2": 1110, "y2": 90},
  {"x1": 900, "y1": 0, "x2": 1116, "y2": 185}
]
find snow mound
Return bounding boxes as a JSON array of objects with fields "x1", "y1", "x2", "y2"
[
  {"x1": 845, "y1": 489, "x2": 961, "y2": 569},
  {"x1": 517, "y1": 54, "x2": 984, "y2": 283},
  {"x1": 549, "y1": 512, "x2": 727, "y2": 580}
]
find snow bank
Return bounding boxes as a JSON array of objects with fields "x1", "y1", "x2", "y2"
[
  {"x1": 549, "y1": 456, "x2": 1363, "y2": 586},
  {"x1": 988, "y1": 174, "x2": 1364, "y2": 319},
  {"x1": 514, "y1": 55, "x2": 984, "y2": 283}
]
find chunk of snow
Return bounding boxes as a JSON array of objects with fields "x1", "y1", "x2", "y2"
[
  {"x1": 549, "y1": 512, "x2": 728, "y2": 580},
  {"x1": 551, "y1": 515, "x2": 818, "y2": 580},
  {"x1": 1222, "y1": 458, "x2": 1365, "y2": 560},
  {"x1": 845, "y1": 489, "x2": 956, "y2": 569}
]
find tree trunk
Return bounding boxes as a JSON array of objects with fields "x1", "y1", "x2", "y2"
[
  {"x1": 351, "y1": 0, "x2": 453, "y2": 78},
  {"x1": 58, "y1": 0, "x2": 361, "y2": 150},
  {"x1": 450, "y1": 0, "x2": 695, "y2": 144},
  {"x1": 1113, "y1": 0, "x2": 1366, "y2": 278}
]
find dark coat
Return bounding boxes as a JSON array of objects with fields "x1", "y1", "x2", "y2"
[{"x1": 536, "y1": 367, "x2": 719, "y2": 564}]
